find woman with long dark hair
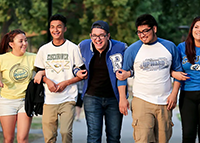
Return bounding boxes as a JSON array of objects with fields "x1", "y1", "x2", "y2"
[
  {"x1": 176, "y1": 16, "x2": 200, "y2": 143},
  {"x1": 0, "y1": 29, "x2": 36, "y2": 143}
]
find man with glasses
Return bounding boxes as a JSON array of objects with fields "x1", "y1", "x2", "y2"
[
  {"x1": 118, "y1": 14, "x2": 182, "y2": 143},
  {"x1": 75, "y1": 20, "x2": 130, "y2": 143}
]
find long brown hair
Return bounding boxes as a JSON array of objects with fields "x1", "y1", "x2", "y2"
[
  {"x1": 185, "y1": 16, "x2": 200, "y2": 64},
  {"x1": 0, "y1": 29, "x2": 25, "y2": 54}
]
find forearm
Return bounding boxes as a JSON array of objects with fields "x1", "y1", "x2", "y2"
[
  {"x1": 42, "y1": 76, "x2": 49, "y2": 84},
  {"x1": 118, "y1": 85, "x2": 127, "y2": 100},
  {"x1": 167, "y1": 81, "x2": 180, "y2": 110},
  {"x1": 34, "y1": 70, "x2": 45, "y2": 84},
  {"x1": 43, "y1": 76, "x2": 82, "y2": 85},
  {"x1": 64, "y1": 76, "x2": 82, "y2": 86},
  {"x1": 118, "y1": 85, "x2": 130, "y2": 115},
  {"x1": 171, "y1": 81, "x2": 181, "y2": 96}
]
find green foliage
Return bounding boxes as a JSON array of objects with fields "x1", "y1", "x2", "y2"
[
  {"x1": 79, "y1": 0, "x2": 140, "y2": 45},
  {"x1": 0, "y1": 0, "x2": 200, "y2": 48},
  {"x1": 134, "y1": 0, "x2": 200, "y2": 45},
  {"x1": 112, "y1": 0, "x2": 128, "y2": 7},
  {"x1": 19, "y1": 0, "x2": 47, "y2": 33},
  {"x1": 50, "y1": 0, "x2": 85, "y2": 43},
  {"x1": 0, "y1": 0, "x2": 48, "y2": 47}
]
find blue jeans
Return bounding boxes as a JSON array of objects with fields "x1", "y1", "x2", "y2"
[{"x1": 83, "y1": 94, "x2": 123, "y2": 143}]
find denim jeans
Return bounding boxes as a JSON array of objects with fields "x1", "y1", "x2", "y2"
[{"x1": 83, "y1": 94, "x2": 123, "y2": 143}]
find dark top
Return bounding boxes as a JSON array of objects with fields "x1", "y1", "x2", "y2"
[
  {"x1": 25, "y1": 79, "x2": 44, "y2": 117},
  {"x1": 86, "y1": 43, "x2": 115, "y2": 98}
]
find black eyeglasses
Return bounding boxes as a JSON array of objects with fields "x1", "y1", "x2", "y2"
[
  {"x1": 91, "y1": 34, "x2": 107, "y2": 40},
  {"x1": 136, "y1": 27, "x2": 152, "y2": 35}
]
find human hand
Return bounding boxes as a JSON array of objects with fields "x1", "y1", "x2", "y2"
[
  {"x1": 116, "y1": 69, "x2": 130, "y2": 81},
  {"x1": 46, "y1": 79, "x2": 58, "y2": 92},
  {"x1": 0, "y1": 81, "x2": 4, "y2": 88},
  {"x1": 34, "y1": 70, "x2": 45, "y2": 84},
  {"x1": 119, "y1": 97, "x2": 130, "y2": 116},
  {"x1": 77, "y1": 70, "x2": 88, "y2": 79},
  {"x1": 55, "y1": 81, "x2": 68, "y2": 92},
  {"x1": 171, "y1": 71, "x2": 190, "y2": 81},
  {"x1": 167, "y1": 93, "x2": 177, "y2": 110}
]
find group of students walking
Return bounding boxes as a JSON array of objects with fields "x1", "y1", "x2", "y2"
[{"x1": 0, "y1": 13, "x2": 199, "y2": 143}]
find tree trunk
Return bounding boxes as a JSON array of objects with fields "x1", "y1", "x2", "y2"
[{"x1": 0, "y1": 8, "x2": 14, "y2": 39}]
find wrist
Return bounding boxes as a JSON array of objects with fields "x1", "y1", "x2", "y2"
[
  {"x1": 65, "y1": 80, "x2": 70, "y2": 86},
  {"x1": 120, "y1": 95, "x2": 127, "y2": 100},
  {"x1": 43, "y1": 76, "x2": 48, "y2": 83},
  {"x1": 130, "y1": 70, "x2": 133, "y2": 77}
]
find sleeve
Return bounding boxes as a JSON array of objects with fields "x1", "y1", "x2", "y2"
[
  {"x1": 123, "y1": 42, "x2": 134, "y2": 77},
  {"x1": 31, "y1": 54, "x2": 37, "y2": 72},
  {"x1": 73, "y1": 43, "x2": 85, "y2": 76},
  {"x1": 34, "y1": 48, "x2": 45, "y2": 69},
  {"x1": 176, "y1": 43, "x2": 183, "y2": 60},
  {"x1": 36, "y1": 67, "x2": 45, "y2": 72},
  {"x1": 159, "y1": 39, "x2": 183, "y2": 82},
  {"x1": 173, "y1": 43, "x2": 184, "y2": 83},
  {"x1": 171, "y1": 43, "x2": 183, "y2": 72},
  {"x1": 117, "y1": 46, "x2": 135, "y2": 87},
  {"x1": 73, "y1": 44, "x2": 84, "y2": 67}
]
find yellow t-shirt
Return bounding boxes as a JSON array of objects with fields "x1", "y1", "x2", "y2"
[{"x1": 0, "y1": 52, "x2": 36, "y2": 99}]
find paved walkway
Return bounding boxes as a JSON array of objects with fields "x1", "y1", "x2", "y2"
[{"x1": 30, "y1": 108, "x2": 183, "y2": 143}]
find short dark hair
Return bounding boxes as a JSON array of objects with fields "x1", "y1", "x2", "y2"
[
  {"x1": 135, "y1": 14, "x2": 158, "y2": 28},
  {"x1": 49, "y1": 14, "x2": 67, "y2": 27}
]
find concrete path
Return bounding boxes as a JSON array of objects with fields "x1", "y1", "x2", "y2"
[{"x1": 31, "y1": 108, "x2": 183, "y2": 143}]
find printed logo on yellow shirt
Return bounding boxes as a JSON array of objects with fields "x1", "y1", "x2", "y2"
[{"x1": 9, "y1": 63, "x2": 31, "y2": 83}]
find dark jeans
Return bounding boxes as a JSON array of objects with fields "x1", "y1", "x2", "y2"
[
  {"x1": 83, "y1": 94, "x2": 123, "y2": 143},
  {"x1": 179, "y1": 90, "x2": 200, "y2": 143}
]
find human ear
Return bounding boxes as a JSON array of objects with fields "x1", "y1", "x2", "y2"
[
  {"x1": 8, "y1": 42, "x2": 14, "y2": 49},
  {"x1": 153, "y1": 26, "x2": 157, "y2": 33},
  {"x1": 107, "y1": 33, "x2": 111, "y2": 39}
]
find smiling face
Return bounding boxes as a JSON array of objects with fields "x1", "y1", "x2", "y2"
[
  {"x1": 137, "y1": 25, "x2": 157, "y2": 44},
  {"x1": 192, "y1": 21, "x2": 200, "y2": 45},
  {"x1": 90, "y1": 28, "x2": 110, "y2": 53},
  {"x1": 49, "y1": 20, "x2": 66, "y2": 41},
  {"x1": 9, "y1": 33, "x2": 28, "y2": 56}
]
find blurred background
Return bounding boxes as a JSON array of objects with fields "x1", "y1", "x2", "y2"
[{"x1": 0, "y1": 0, "x2": 199, "y2": 52}]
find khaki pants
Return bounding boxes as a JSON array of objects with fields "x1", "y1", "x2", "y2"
[
  {"x1": 131, "y1": 97, "x2": 173, "y2": 143},
  {"x1": 42, "y1": 101, "x2": 76, "y2": 143}
]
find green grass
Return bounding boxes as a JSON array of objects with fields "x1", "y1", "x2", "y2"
[
  {"x1": 0, "y1": 132, "x2": 43, "y2": 143},
  {"x1": 176, "y1": 113, "x2": 181, "y2": 121},
  {"x1": 30, "y1": 116, "x2": 43, "y2": 129}
]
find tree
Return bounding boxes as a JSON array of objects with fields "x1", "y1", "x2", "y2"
[
  {"x1": 0, "y1": 0, "x2": 199, "y2": 48},
  {"x1": 132, "y1": 0, "x2": 200, "y2": 45},
  {"x1": 0, "y1": 0, "x2": 29, "y2": 38},
  {"x1": 0, "y1": 0, "x2": 48, "y2": 48},
  {"x1": 51, "y1": 0, "x2": 84, "y2": 43},
  {"x1": 78, "y1": 0, "x2": 140, "y2": 45},
  {"x1": 0, "y1": 0, "x2": 52, "y2": 51}
]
